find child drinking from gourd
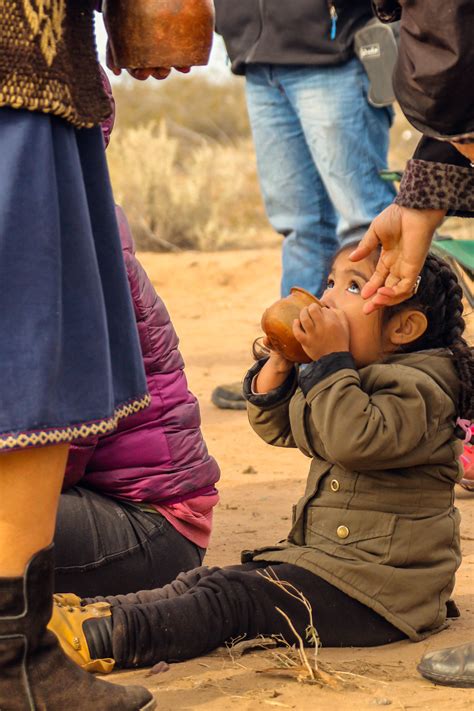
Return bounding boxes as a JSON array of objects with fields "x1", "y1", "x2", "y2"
[{"x1": 49, "y1": 244, "x2": 472, "y2": 670}]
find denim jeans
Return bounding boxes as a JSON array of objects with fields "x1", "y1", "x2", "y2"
[
  {"x1": 53, "y1": 487, "x2": 205, "y2": 598},
  {"x1": 245, "y1": 60, "x2": 396, "y2": 297}
]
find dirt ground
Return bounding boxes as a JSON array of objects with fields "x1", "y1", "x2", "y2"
[{"x1": 111, "y1": 247, "x2": 473, "y2": 710}]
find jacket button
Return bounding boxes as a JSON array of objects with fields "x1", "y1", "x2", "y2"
[
  {"x1": 337, "y1": 525, "x2": 350, "y2": 539},
  {"x1": 330, "y1": 479, "x2": 340, "y2": 492}
]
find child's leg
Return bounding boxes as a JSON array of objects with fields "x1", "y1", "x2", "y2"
[
  {"x1": 84, "y1": 565, "x2": 220, "y2": 607},
  {"x1": 108, "y1": 563, "x2": 406, "y2": 667}
]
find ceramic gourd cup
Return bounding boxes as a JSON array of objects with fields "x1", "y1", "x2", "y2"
[
  {"x1": 261, "y1": 287, "x2": 323, "y2": 363},
  {"x1": 103, "y1": 0, "x2": 215, "y2": 69}
]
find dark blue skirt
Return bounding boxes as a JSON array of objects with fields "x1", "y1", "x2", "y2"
[{"x1": 0, "y1": 108, "x2": 150, "y2": 451}]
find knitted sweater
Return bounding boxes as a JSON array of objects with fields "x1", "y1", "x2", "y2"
[{"x1": 0, "y1": 0, "x2": 110, "y2": 128}]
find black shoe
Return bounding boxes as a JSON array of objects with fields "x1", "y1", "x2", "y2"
[
  {"x1": 0, "y1": 545, "x2": 156, "y2": 710},
  {"x1": 211, "y1": 382, "x2": 246, "y2": 410},
  {"x1": 417, "y1": 641, "x2": 474, "y2": 688}
]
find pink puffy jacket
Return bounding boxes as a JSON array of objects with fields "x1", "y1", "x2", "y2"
[{"x1": 62, "y1": 206, "x2": 220, "y2": 505}]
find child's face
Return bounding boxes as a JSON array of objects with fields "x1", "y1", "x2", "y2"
[{"x1": 320, "y1": 248, "x2": 391, "y2": 367}]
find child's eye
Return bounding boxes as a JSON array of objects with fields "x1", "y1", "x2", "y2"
[
  {"x1": 347, "y1": 281, "x2": 361, "y2": 294},
  {"x1": 326, "y1": 279, "x2": 335, "y2": 290}
]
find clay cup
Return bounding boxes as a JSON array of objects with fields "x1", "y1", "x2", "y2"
[
  {"x1": 261, "y1": 288, "x2": 324, "y2": 364},
  {"x1": 103, "y1": 0, "x2": 215, "y2": 69}
]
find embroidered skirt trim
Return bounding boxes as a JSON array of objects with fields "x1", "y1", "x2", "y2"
[{"x1": 0, "y1": 393, "x2": 151, "y2": 452}]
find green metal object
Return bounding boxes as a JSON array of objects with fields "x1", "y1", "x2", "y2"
[
  {"x1": 379, "y1": 169, "x2": 403, "y2": 182},
  {"x1": 431, "y1": 239, "x2": 474, "y2": 306}
]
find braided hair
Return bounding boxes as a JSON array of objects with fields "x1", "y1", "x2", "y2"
[{"x1": 383, "y1": 252, "x2": 474, "y2": 426}]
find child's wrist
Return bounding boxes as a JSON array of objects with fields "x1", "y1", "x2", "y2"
[{"x1": 268, "y1": 353, "x2": 293, "y2": 374}]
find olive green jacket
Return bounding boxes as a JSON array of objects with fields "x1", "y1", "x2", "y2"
[{"x1": 244, "y1": 349, "x2": 462, "y2": 641}]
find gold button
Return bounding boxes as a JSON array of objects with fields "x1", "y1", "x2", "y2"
[
  {"x1": 337, "y1": 525, "x2": 350, "y2": 539},
  {"x1": 330, "y1": 479, "x2": 340, "y2": 492}
]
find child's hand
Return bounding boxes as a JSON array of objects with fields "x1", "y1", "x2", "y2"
[
  {"x1": 254, "y1": 337, "x2": 294, "y2": 394},
  {"x1": 293, "y1": 304, "x2": 350, "y2": 361},
  {"x1": 262, "y1": 337, "x2": 294, "y2": 374}
]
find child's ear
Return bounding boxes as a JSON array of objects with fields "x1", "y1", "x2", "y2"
[{"x1": 387, "y1": 310, "x2": 428, "y2": 346}]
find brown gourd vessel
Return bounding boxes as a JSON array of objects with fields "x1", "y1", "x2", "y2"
[
  {"x1": 261, "y1": 287, "x2": 323, "y2": 364},
  {"x1": 103, "y1": 0, "x2": 215, "y2": 69}
]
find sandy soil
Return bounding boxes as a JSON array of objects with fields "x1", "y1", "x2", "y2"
[{"x1": 111, "y1": 248, "x2": 473, "y2": 710}]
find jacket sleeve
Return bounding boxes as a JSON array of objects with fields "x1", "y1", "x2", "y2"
[
  {"x1": 395, "y1": 136, "x2": 474, "y2": 216},
  {"x1": 62, "y1": 439, "x2": 99, "y2": 491},
  {"x1": 391, "y1": 1, "x2": 474, "y2": 141},
  {"x1": 244, "y1": 359, "x2": 298, "y2": 449},
  {"x1": 300, "y1": 356, "x2": 447, "y2": 470}
]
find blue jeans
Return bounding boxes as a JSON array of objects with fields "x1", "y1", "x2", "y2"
[{"x1": 245, "y1": 60, "x2": 396, "y2": 297}]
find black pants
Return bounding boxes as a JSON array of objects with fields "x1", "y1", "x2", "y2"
[
  {"x1": 108, "y1": 562, "x2": 407, "y2": 668},
  {"x1": 54, "y1": 487, "x2": 204, "y2": 598}
]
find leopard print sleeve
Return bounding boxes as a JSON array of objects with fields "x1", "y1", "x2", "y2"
[{"x1": 395, "y1": 160, "x2": 474, "y2": 216}]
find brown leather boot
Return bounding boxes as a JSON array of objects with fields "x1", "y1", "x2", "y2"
[{"x1": 0, "y1": 545, "x2": 156, "y2": 711}]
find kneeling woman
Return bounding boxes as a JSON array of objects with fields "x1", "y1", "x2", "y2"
[
  {"x1": 51, "y1": 247, "x2": 468, "y2": 664},
  {"x1": 54, "y1": 204, "x2": 220, "y2": 597}
]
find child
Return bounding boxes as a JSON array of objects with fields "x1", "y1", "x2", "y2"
[{"x1": 49, "y1": 245, "x2": 471, "y2": 670}]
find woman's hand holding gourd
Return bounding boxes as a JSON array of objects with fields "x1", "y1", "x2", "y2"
[
  {"x1": 106, "y1": 41, "x2": 191, "y2": 80},
  {"x1": 293, "y1": 304, "x2": 350, "y2": 361}
]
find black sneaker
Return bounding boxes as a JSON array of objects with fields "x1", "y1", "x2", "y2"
[{"x1": 211, "y1": 382, "x2": 246, "y2": 410}]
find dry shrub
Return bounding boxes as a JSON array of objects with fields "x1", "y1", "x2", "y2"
[
  {"x1": 113, "y1": 73, "x2": 251, "y2": 141},
  {"x1": 106, "y1": 79, "x2": 473, "y2": 253},
  {"x1": 107, "y1": 121, "x2": 272, "y2": 251}
]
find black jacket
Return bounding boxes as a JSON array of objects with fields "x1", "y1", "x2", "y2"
[
  {"x1": 373, "y1": 1, "x2": 474, "y2": 216},
  {"x1": 374, "y1": 0, "x2": 474, "y2": 142},
  {"x1": 214, "y1": 0, "x2": 374, "y2": 75}
]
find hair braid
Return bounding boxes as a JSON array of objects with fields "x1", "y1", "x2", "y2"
[
  {"x1": 432, "y1": 257, "x2": 474, "y2": 421},
  {"x1": 386, "y1": 252, "x2": 474, "y2": 425}
]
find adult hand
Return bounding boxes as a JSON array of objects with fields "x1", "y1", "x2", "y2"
[
  {"x1": 293, "y1": 304, "x2": 350, "y2": 361},
  {"x1": 349, "y1": 203, "x2": 446, "y2": 314},
  {"x1": 106, "y1": 41, "x2": 191, "y2": 80}
]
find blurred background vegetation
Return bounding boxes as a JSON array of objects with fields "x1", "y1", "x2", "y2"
[{"x1": 106, "y1": 72, "x2": 471, "y2": 252}]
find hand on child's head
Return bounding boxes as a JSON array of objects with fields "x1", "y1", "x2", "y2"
[{"x1": 293, "y1": 303, "x2": 350, "y2": 361}]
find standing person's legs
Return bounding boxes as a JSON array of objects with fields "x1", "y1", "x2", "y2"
[
  {"x1": 280, "y1": 59, "x2": 395, "y2": 248},
  {"x1": 54, "y1": 487, "x2": 204, "y2": 597},
  {"x1": 0, "y1": 448, "x2": 154, "y2": 709},
  {"x1": 245, "y1": 65, "x2": 339, "y2": 298},
  {"x1": 0, "y1": 447, "x2": 68, "y2": 575}
]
